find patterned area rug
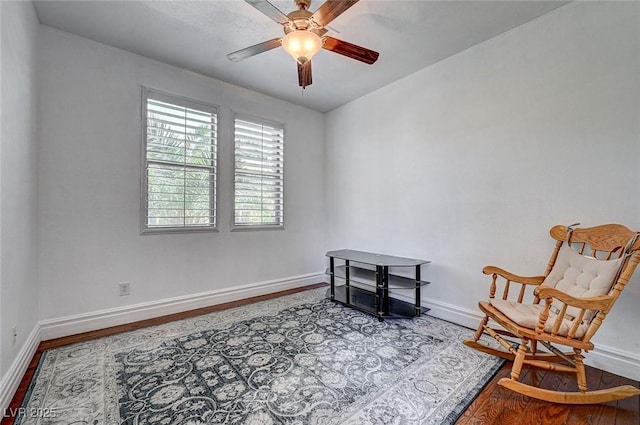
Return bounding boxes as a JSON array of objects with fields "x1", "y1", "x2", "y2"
[{"x1": 16, "y1": 288, "x2": 502, "y2": 425}]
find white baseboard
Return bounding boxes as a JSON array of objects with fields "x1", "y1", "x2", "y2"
[
  {"x1": 0, "y1": 323, "x2": 40, "y2": 413},
  {"x1": 588, "y1": 344, "x2": 640, "y2": 381},
  {"x1": 39, "y1": 273, "x2": 324, "y2": 341},
  {"x1": 422, "y1": 298, "x2": 485, "y2": 329}
]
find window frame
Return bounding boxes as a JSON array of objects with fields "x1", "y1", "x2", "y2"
[
  {"x1": 231, "y1": 112, "x2": 285, "y2": 231},
  {"x1": 140, "y1": 87, "x2": 219, "y2": 235}
]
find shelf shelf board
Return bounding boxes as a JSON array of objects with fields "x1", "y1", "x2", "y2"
[
  {"x1": 326, "y1": 249, "x2": 430, "y2": 267},
  {"x1": 327, "y1": 265, "x2": 430, "y2": 289}
]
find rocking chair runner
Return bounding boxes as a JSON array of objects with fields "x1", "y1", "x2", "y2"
[{"x1": 463, "y1": 223, "x2": 640, "y2": 404}]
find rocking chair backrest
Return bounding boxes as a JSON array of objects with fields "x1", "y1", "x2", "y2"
[
  {"x1": 548, "y1": 224, "x2": 639, "y2": 260},
  {"x1": 541, "y1": 224, "x2": 640, "y2": 342}
]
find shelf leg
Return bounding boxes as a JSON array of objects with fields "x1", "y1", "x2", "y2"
[
  {"x1": 329, "y1": 257, "x2": 335, "y2": 301},
  {"x1": 415, "y1": 265, "x2": 421, "y2": 317},
  {"x1": 345, "y1": 260, "x2": 351, "y2": 304},
  {"x1": 383, "y1": 266, "x2": 390, "y2": 316},
  {"x1": 376, "y1": 265, "x2": 384, "y2": 320}
]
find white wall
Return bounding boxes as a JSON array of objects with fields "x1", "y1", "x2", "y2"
[
  {"x1": 0, "y1": 0, "x2": 40, "y2": 375},
  {"x1": 325, "y1": 2, "x2": 640, "y2": 377},
  {"x1": 37, "y1": 27, "x2": 325, "y2": 321}
]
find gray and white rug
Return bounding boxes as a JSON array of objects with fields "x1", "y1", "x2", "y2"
[{"x1": 16, "y1": 288, "x2": 502, "y2": 425}]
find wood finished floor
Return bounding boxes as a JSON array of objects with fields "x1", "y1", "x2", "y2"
[
  {"x1": 455, "y1": 362, "x2": 639, "y2": 425},
  {"x1": 2, "y1": 283, "x2": 639, "y2": 425}
]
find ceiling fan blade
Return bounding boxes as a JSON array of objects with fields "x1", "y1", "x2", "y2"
[
  {"x1": 227, "y1": 38, "x2": 282, "y2": 62},
  {"x1": 311, "y1": 0, "x2": 359, "y2": 27},
  {"x1": 298, "y1": 61, "x2": 312, "y2": 88},
  {"x1": 245, "y1": 0, "x2": 290, "y2": 25},
  {"x1": 322, "y1": 36, "x2": 379, "y2": 65}
]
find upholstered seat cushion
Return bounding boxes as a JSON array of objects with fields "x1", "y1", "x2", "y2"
[{"x1": 489, "y1": 298, "x2": 590, "y2": 338}]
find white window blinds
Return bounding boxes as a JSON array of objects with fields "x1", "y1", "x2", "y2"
[
  {"x1": 234, "y1": 115, "x2": 284, "y2": 228},
  {"x1": 143, "y1": 90, "x2": 217, "y2": 231}
]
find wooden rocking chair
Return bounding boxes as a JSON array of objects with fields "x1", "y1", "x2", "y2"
[{"x1": 463, "y1": 223, "x2": 640, "y2": 404}]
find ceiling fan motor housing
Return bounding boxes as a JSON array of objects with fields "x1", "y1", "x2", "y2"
[
  {"x1": 284, "y1": 9, "x2": 318, "y2": 33},
  {"x1": 294, "y1": 0, "x2": 312, "y2": 11}
]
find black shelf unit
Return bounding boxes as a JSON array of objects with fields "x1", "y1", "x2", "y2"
[{"x1": 326, "y1": 249, "x2": 430, "y2": 321}]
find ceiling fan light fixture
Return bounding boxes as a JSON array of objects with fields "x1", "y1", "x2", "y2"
[{"x1": 281, "y1": 30, "x2": 322, "y2": 64}]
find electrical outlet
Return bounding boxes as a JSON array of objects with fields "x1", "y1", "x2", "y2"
[
  {"x1": 119, "y1": 282, "x2": 130, "y2": 296},
  {"x1": 12, "y1": 326, "x2": 17, "y2": 345}
]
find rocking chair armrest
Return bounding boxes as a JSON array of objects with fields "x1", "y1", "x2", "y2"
[
  {"x1": 535, "y1": 287, "x2": 612, "y2": 311},
  {"x1": 482, "y1": 266, "x2": 546, "y2": 285}
]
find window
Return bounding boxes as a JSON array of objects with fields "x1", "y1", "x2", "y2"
[
  {"x1": 142, "y1": 89, "x2": 217, "y2": 232},
  {"x1": 233, "y1": 115, "x2": 284, "y2": 228}
]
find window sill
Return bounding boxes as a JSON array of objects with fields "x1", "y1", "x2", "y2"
[
  {"x1": 231, "y1": 225, "x2": 285, "y2": 232},
  {"x1": 141, "y1": 227, "x2": 219, "y2": 235}
]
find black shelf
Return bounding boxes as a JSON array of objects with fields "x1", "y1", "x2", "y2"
[
  {"x1": 329, "y1": 265, "x2": 430, "y2": 289},
  {"x1": 326, "y1": 249, "x2": 430, "y2": 267}
]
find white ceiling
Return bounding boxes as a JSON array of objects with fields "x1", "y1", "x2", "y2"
[{"x1": 33, "y1": 0, "x2": 568, "y2": 112}]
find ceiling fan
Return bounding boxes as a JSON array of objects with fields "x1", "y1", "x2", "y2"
[{"x1": 227, "y1": 0, "x2": 379, "y2": 89}]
